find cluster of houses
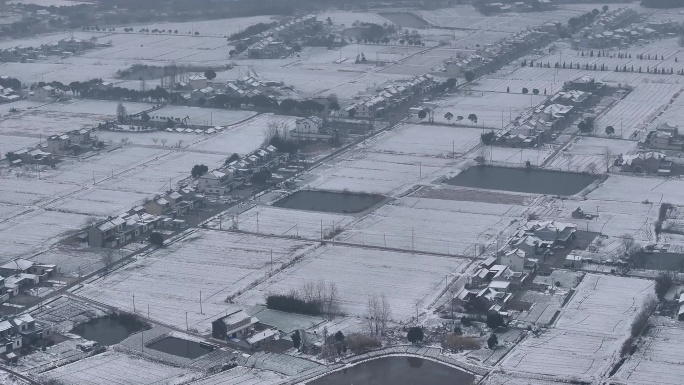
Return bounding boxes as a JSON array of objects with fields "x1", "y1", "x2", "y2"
[
  {"x1": 198, "y1": 144, "x2": 288, "y2": 195},
  {"x1": 212, "y1": 310, "x2": 278, "y2": 349},
  {"x1": 444, "y1": 25, "x2": 555, "y2": 78},
  {"x1": 180, "y1": 75, "x2": 282, "y2": 104},
  {"x1": 572, "y1": 8, "x2": 642, "y2": 49},
  {"x1": 0, "y1": 313, "x2": 49, "y2": 358},
  {"x1": 454, "y1": 220, "x2": 577, "y2": 314},
  {"x1": 639, "y1": 122, "x2": 684, "y2": 151},
  {"x1": 0, "y1": 38, "x2": 100, "y2": 62},
  {"x1": 616, "y1": 151, "x2": 671, "y2": 176},
  {"x1": 480, "y1": 0, "x2": 554, "y2": 13},
  {"x1": 9, "y1": 128, "x2": 98, "y2": 166},
  {"x1": 493, "y1": 76, "x2": 603, "y2": 146},
  {"x1": 236, "y1": 14, "x2": 318, "y2": 59},
  {"x1": 0, "y1": 258, "x2": 56, "y2": 302},
  {"x1": 0, "y1": 83, "x2": 20, "y2": 103},
  {"x1": 89, "y1": 189, "x2": 205, "y2": 248},
  {"x1": 344, "y1": 74, "x2": 437, "y2": 119}
]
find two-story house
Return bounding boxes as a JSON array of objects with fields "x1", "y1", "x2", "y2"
[{"x1": 212, "y1": 310, "x2": 258, "y2": 340}]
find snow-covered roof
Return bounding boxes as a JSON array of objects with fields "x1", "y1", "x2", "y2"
[
  {"x1": 0, "y1": 259, "x2": 34, "y2": 272},
  {"x1": 246, "y1": 329, "x2": 277, "y2": 345}
]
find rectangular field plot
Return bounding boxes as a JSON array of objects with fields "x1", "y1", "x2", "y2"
[
  {"x1": 501, "y1": 275, "x2": 653, "y2": 380},
  {"x1": 431, "y1": 93, "x2": 546, "y2": 129},
  {"x1": 40, "y1": 351, "x2": 201, "y2": 385},
  {"x1": 208, "y1": 205, "x2": 356, "y2": 240},
  {"x1": 186, "y1": 367, "x2": 286, "y2": 385},
  {"x1": 614, "y1": 323, "x2": 684, "y2": 385},
  {"x1": 544, "y1": 136, "x2": 637, "y2": 173},
  {"x1": 587, "y1": 174, "x2": 684, "y2": 206},
  {"x1": 76, "y1": 230, "x2": 316, "y2": 334},
  {"x1": 237, "y1": 244, "x2": 469, "y2": 320},
  {"x1": 336, "y1": 196, "x2": 525, "y2": 255},
  {"x1": 371, "y1": 123, "x2": 481, "y2": 157}
]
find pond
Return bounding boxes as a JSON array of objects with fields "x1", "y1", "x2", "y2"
[
  {"x1": 71, "y1": 314, "x2": 149, "y2": 346},
  {"x1": 445, "y1": 166, "x2": 600, "y2": 196},
  {"x1": 273, "y1": 190, "x2": 385, "y2": 214},
  {"x1": 147, "y1": 337, "x2": 214, "y2": 359},
  {"x1": 378, "y1": 12, "x2": 428, "y2": 28},
  {"x1": 309, "y1": 356, "x2": 475, "y2": 385}
]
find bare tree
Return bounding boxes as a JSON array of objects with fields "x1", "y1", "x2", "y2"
[
  {"x1": 603, "y1": 147, "x2": 613, "y2": 172},
  {"x1": 377, "y1": 294, "x2": 392, "y2": 335},
  {"x1": 366, "y1": 294, "x2": 379, "y2": 335},
  {"x1": 176, "y1": 140, "x2": 184, "y2": 148},
  {"x1": 587, "y1": 162, "x2": 597, "y2": 174},
  {"x1": 326, "y1": 282, "x2": 339, "y2": 319},
  {"x1": 101, "y1": 249, "x2": 115, "y2": 276},
  {"x1": 152, "y1": 138, "x2": 158, "y2": 146},
  {"x1": 160, "y1": 138, "x2": 168, "y2": 147}
]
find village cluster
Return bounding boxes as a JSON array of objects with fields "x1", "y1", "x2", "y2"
[{"x1": 2, "y1": 0, "x2": 684, "y2": 384}]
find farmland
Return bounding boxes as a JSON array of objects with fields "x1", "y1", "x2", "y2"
[
  {"x1": 75, "y1": 230, "x2": 317, "y2": 334},
  {"x1": 237, "y1": 244, "x2": 469, "y2": 319},
  {"x1": 501, "y1": 275, "x2": 654, "y2": 380}
]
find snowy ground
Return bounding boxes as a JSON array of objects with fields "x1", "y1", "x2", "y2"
[
  {"x1": 186, "y1": 366, "x2": 287, "y2": 385},
  {"x1": 544, "y1": 136, "x2": 637, "y2": 173},
  {"x1": 430, "y1": 92, "x2": 546, "y2": 129},
  {"x1": 613, "y1": 318, "x2": 684, "y2": 385},
  {"x1": 237, "y1": 244, "x2": 469, "y2": 320},
  {"x1": 75, "y1": 230, "x2": 317, "y2": 334},
  {"x1": 336, "y1": 196, "x2": 527, "y2": 256},
  {"x1": 39, "y1": 351, "x2": 203, "y2": 385},
  {"x1": 501, "y1": 274, "x2": 654, "y2": 381}
]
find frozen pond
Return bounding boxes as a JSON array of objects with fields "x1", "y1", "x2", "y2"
[
  {"x1": 309, "y1": 356, "x2": 475, "y2": 385},
  {"x1": 273, "y1": 190, "x2": 385, "y2": 214},
  {"x1": 147, "y1": 336, "x2": 214, "y2": 359},
  {"x1": 71, "y1": 314, "x2": 149, "y2": 346},
  {"x1": 445, "y1": 166, "x2": 600, "y2": 196}
]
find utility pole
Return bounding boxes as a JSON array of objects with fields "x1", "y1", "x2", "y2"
[
  {"x1": 200, "y1": 291, "x2": 203, "y2": 314},
  {"x1": 270, "y1": 249, "x2": 273, "y2": 272},
  {"x1": 256, "y1": 212, "x2": 259, "y2": 233},
  {"x1": 133, "y1": 294, "x2": 136, "y2": 312},
  {"x1": 412, "y1": 228, "x2": 415, "y2": 251},
  {"x1": 185, "y1": 312, "x2": 189, "y2": 331}
]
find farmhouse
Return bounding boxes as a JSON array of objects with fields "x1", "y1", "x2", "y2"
[
  {"x1": 89, "y1": 212, "x2": 163, "y2": 248},
  {"x1": 0, "y1": 259, "x2": 55, "y2": 282},
  {"x1": 188, "y1": 75, "x2": 208, "y2": 90},
  {"x1": 619, "y1": 152, "x2": 671, "y2": 175},
  {"x1": 212, "y1": 310, "x2": 258, "y2": 340},
  {"x1": 198, "y1": 170, "x2": 231, "y2": 195}
]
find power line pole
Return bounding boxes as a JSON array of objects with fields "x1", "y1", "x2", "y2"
[{"x1": 199, "y1": 291, "x2": 203, "y2": 315}]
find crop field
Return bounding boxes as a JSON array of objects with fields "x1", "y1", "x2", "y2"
[
  {"x1": 336, "y1": 196, "x2": 526, "y2": 255},
  {"x1": 587, "y1": 174, "x2": 684, "y2": 206},
  {"x1": 0, "y1": 209, "x2": 90, "y2": 262},
  {"x1": 501, "y1": 274, "x2": 653, "y2": 380},
  {"x1": 237, "y1": 244, "x2": 469, "y2": 319},
  {"x1": 210, "y1": 205, "x2": 357, "y2": 240},
  {"x1": 303, "y1": 124, "x2": 470, "y2": 195},
  {"x1": 614, "y1": 322, "x2": 684, "y2": 385},
  {"x1": 545, "y1": 136, "x2": 637, "y2": 172},
  {"x1": 431, "y1": 92, "x2": 546, "y2": 129},
  {"x1": 186, "y1": 113, "x2": 297, "y2": 156},
  {"x1": 40, "y1": 351, "x2": 202, "y2": 385},
  {"x1": 187, "y1": 367, "x2": 286, "y2": 385},
  {"x1": 76, "y1": 230, "x2": 316, "y2": 334}
]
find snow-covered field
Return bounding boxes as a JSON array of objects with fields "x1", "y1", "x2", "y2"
[
  {"x1": 40, "y1": 351, "x2": 202, "y2": 385},
  {"x1": 210, "y1": 204, "x2": 356, "y2": 240},
  {"x1": 588, "y1": 174, "x2": 684, "y2": 206},
  {"x1": 501, "y1": 274, "x2": 653, "y2": 380},
  {"x1": 76, "y1": 230, "x2": 316, "y2": 334},
  {"x1": 186, "y1": 366, "x2": 287, "y2": 385},
  {"x1": 544, "y1": 136, "x2": 637, "y2": 173},
  {"x1": 337, "y1": 196, "x2": 526, "y2": 255},
  {"x1": 614, "y1": 320, "x2": 684, "y2": 385},
  {"x1": 237, "y1": 244, "x2": 469, "y2": 319},
  {"x1": 431, "y1": 92, "x2": 546, "y2": 129}
]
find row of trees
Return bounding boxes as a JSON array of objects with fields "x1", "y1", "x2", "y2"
[
  {"x1": 526, "y1": 60, "x2": 684, "y2": 76},
  {"x1": 266, "y1": 280, "x2": 340, "y2": 318}
]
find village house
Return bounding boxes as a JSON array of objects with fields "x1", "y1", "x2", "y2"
[
  {"x1": 640, "y1": 123, "x2": 683, "y2": 151},
  {"x1": 0, "y1": 259, "x2": 55, "y2": 283},
  {"x1": 212, "y1": 310, "x2": 258, "y2": 340},
  {"x1": 0, "y1": 314, "x2": 50, "y2": 354},
  {"x1": 198, "y1": 170, "x2": 231, "y2": 195},
  {"x1": 89, "y1": 212, "x2": 163, "y2": 248},
  {"x1": 188, "y1": 75, "x2": 208, "y2": 90},
  {"x1": 523, "y1": 220, "x2": 577, "y2": 247},
  {"x1": 619, "y1": 152, "x2": 671, "y2": 175}
]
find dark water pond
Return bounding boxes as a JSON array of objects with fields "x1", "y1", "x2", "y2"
[
  {"x1": 445, "y1": 166, "x2": 600, "y2": 196},
  {"x1": 274, "y1": 190, "x2": 385, "y2": 214},
  {"x1": 309, "y1": 356, "x2": 474, "y2": 385},
  {"x1": 379, "y1": 12, "x2": 428, "y2": 28},
  {"x1": 71, "y1": 314, "x2": 149, "y2": 346},
  {"x1": 639, "y1": 252, "x2": 684, "y2": 272},
  {"x1": 147, "y1": 336, "x2": 214, "y2": 359}
]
